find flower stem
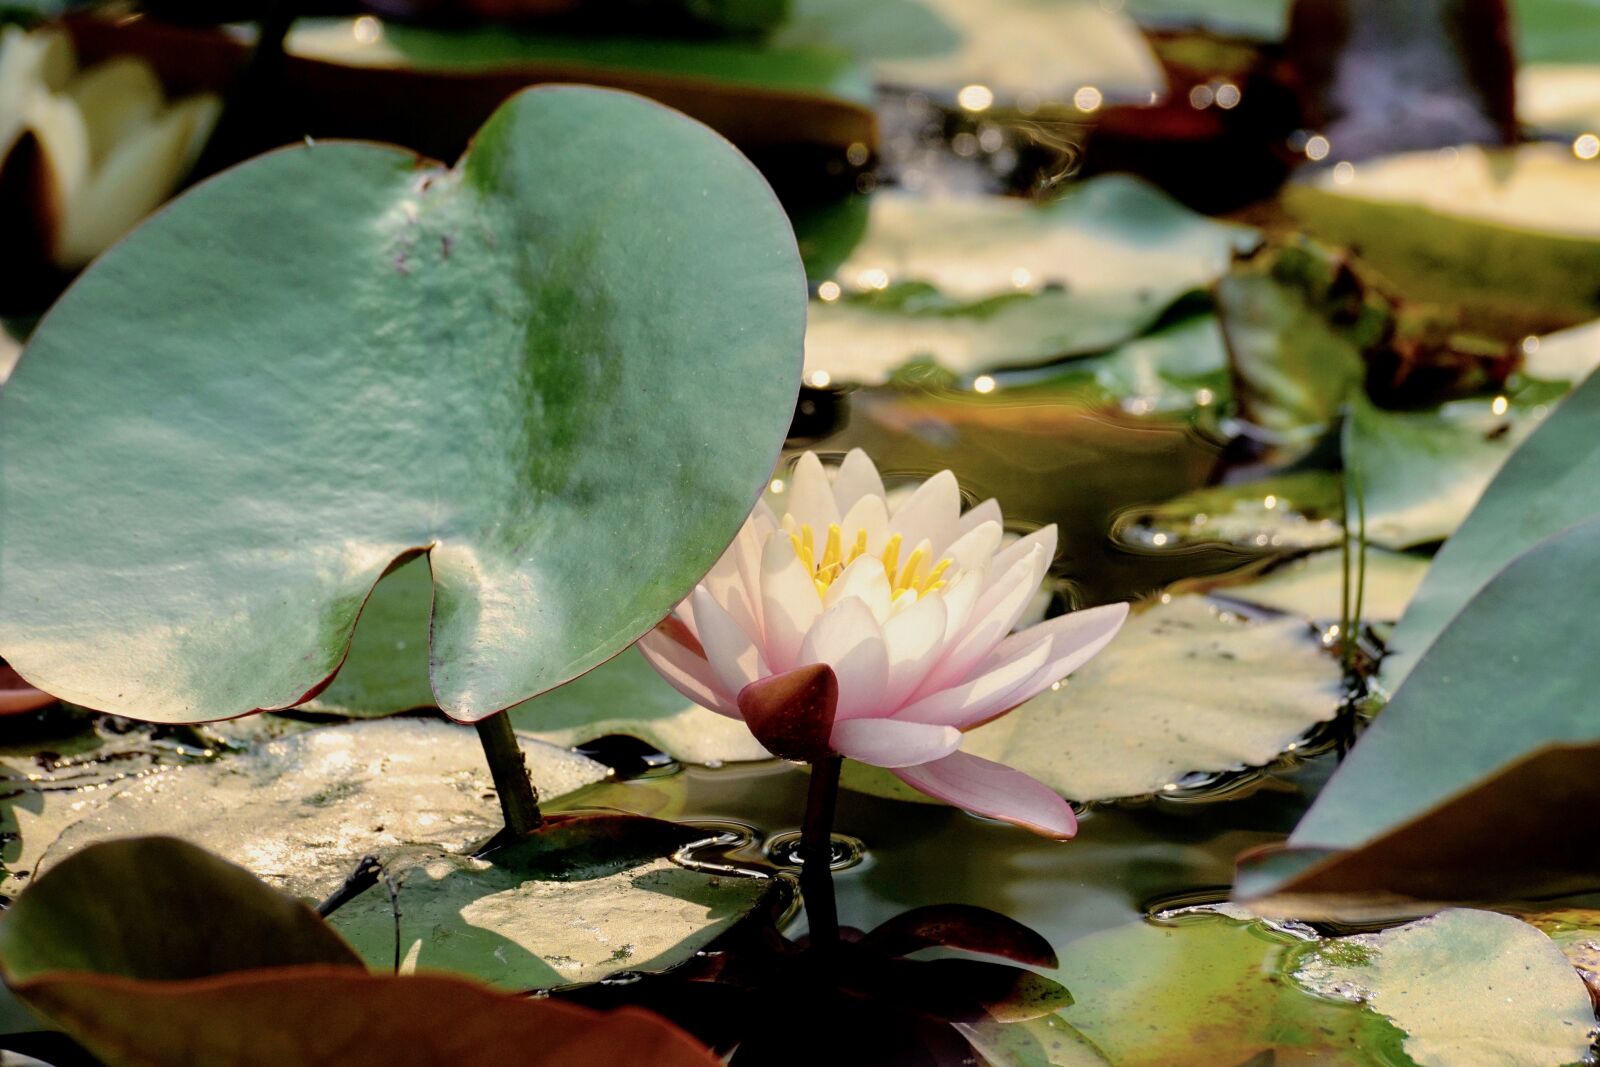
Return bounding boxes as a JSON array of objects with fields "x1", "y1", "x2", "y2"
[
  {"x1": 801, "y1": 755, "x2": 843, "y2": 946},
  {"x1": 474, "y1": 711, "x2": 543, "y2": 838}
]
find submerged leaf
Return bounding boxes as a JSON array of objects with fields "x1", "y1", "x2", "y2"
[{"x1": 0, "y1": 85, "x2": 803, "y2": 724}]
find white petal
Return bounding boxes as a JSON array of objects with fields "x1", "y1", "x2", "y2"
[
  {"x1": 989, "y1": 525, "x2": 1058, "y2": 584},
  {"x1": 787, "y1": 451, "x2": 840, "y2": 530},
  {"x1": 798, "y1": 597, "x2": 888, "y2": 721},
  {"x1": 759, "y1": 534, "x2": 822, "y2": 674},
  {"x1": 823, "y1": 555, "x2": 893, "y2": 621},
  {"x1": 703, "y1": 535, "x2": 760, "y2": 641},
  {"x1": 831, "y1": 719, "x2": 962, "y2": 768},
  {"x1": 958, "y1": 498, "x2": 1002, "y2": 535},
  {"x1": 936, "y1": 569, "x2": 986, "y2": 645},
  {"x1": 943, "y1": 520, "x2": 1004, "y2": 574},
  {"x1": 913, "y1": 547, "x2": 1045, "y2": 699},
  {"x1": 832, "y1": 448, "x2": 885, "y2": 515},
  {"x1": 839, "y1": 493, "x2": 891, "y2": 555},
  {"x1": 692, "y1": 587, "x2": 769, "y2": 698},
  {"x1": 985, "y1": 603, "x2": 1130, "y2": 715},
  {"x1": 636, "y1": 634, "x2": 738, "y2": 717},
  {"x1": 889, "y1": 469, "x2": 962, "y2": 555},
  {"x1": 892, "y1": 634, "x2": 1052, "y2": 727},
  {"x1": 880, "y1": 593, "x2": 948, "y2": 711}
]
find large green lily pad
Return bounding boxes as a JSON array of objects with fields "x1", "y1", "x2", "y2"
[
  {"x1": 1208, "y1": 547, "x2": 1430, "y2": 624},
  {"x1": 1381, "y1": 364, "x2": 1600, "y2": 691},
  {"x1": 803, "y1": 177, "x2": 1257, "y2": 384},
  {"x1": 304, "y1": 556, "x2": 771, "y2": 764},
  {"x1": 0, "y1": 85, "x2": 803, "y2": 724}
]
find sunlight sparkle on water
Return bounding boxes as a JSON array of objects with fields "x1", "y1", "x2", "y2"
[
  {"x1": 1575, "y1": 133, "x2": 1600, "y2": 161},
  {"x1": 973, "y1": 375, "x2": 997, "y2": 394},
  {"x1": 1073, "y1": 86, "x2": 1103, "y2": 113},
  {"x1": 817, "y1": 280, "x2": 841, "y2": 302},
  {"x1": 957, "y1": 84, "x2": 994, "y2": 112},
  {"x1": 352, "y1": 15, "x2": 382, "y2": 43}
]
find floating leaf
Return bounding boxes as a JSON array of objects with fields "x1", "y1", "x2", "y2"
[
  {"x1": 328, "y1": 816, "x2": 772, "y2": 990},
  {"x1": 1344, "y1": 395, "x2": 1539, "y2": 550},
  {"x1": 957, "y1": 595, "x2": 1342, "y2": 802},
  {"x1": 1290, "y1": 909, "x2": 1597, "y2": 1067},
  {"x1": 1285, "y1": 143, "x2": 1600, "y2": 332},
  {"x1": 1240, "y1": 517, "x2": 1600, "y2": 905},
  {"x1": 1381, "y1": 364, "x2": 1600, "y2": 691},
  {"x1": 803, "y1": 177, "x2": 1256, "y2": 384},
  {"x1": 1207, "y1": 547, "x2": 1429, "y2": 624},
  {"x1": 304, "y1": 556, "x2": 771, "y2": 764},
  {"x1": 1125, "y1": 470, "x2": 1345, "y2": 553},
  {"x1": 1053, "y1": 909, "x2": 1410, "y2": 1065},
  {"x1": 0, "y1": 85, "x2": 804, "y2": 724},
  {"x1": 775, "y1": 0, "x2": 1163, "y2": 106},
  {"x1": 15, "y1": 719, "x2": 609, "y2": 900}
]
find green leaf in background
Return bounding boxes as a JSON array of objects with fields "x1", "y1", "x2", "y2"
[
  {"x1": 1380, "y1": 365, "x2": 1600, "y2": 691},
  {"x1": 0, "y1": 85, "x2": 804, "y2": 724},
  {"x1": 1241, "y1": 516, "x2": 1600, "y2": 903},
  {"x1": 1285, "y1": 144, "x2": 1600, "y2": 334},
  {"x1": 803, "y1": 176, "x2": 1257, "y2": 384},
  {"x1": 1343, "y1": 394, "x2": 1539, "y2": 551},
  {"x1": 0, "y1": 837, "x2": 360, "y2": 983},
  {"x1": 777, "y1": 0, "x2": 1164, "y2": 106},
  {"x1": 1207, "y1": 547, "x2": 1430, "y2": 624},
  {"x1": 328, "y1": 815, "x2": 772, "y2": 990},
  {"x1": 304, "y1": 556, "x2": 770, "y2": 764},
  {"x1": 1124, "y1": 470, "x2": 1345, "y2": 553},
  {"x1": 1215, "y1": 240, "x2": 1369, "y2": 448}
]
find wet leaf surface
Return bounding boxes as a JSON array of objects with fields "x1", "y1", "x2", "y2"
[
  {"x1": 1206, "y1": 547, "x2": 1429, "y2": 624},
  {"x1": 1289, "y1": 909, "x2": 1597, "y2": 1067},
  {"x1": 9, "y1": 719, "x2": 609, "y2": 900},
  {"x1": 0, "y1": 85, "x2": 803, "y2": 724},
  {"x1": 1127, "y1": 470, "x2": 1345, "y2": 553}
]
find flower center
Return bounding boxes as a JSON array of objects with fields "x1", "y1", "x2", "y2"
[{"x1": 789, "y1": 523, "x2": 952, "y2": 601}]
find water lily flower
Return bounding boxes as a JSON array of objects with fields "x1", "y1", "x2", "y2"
[{"x1": 637, "y1": 450, "x2": 1127, "y2": 839}]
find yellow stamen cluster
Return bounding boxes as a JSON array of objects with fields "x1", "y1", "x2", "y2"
[{"x1": 789, "y1": 523, "x2": 952, "y2": 601}]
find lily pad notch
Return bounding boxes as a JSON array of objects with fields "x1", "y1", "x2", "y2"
[{"x1": 0, "y1": 84, "x2": 807, "y2": 834}]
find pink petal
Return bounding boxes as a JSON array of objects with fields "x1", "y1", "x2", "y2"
[
  {"x1": 832, "y1": 448, "x2": 886, "y2": 515},
  {"x1": 798, "y1": 597, "x2": 888, "y2": 720},
  {"x1": 982, "y1": 603, "x2": 1130, "y2": 722},
  {"x1": 760, "y1": 535, "x2": 822, "y2": 673},
  {"x1": 831, "y1": 718, "x2": 962, "y2": 768},
  {"x1": 880, "y1": 594, "x2": 948, "y2": 710},
  {"x1": 787, "y1": 452, "x2": 840, "y2": 530},
  {"x1": 891, "y1": 634, "x2": 1052, "y2": 727},
  {"x1": 893, "y1": 752, "x2": 1078, "y2": 839},
  {"x1": 636, "y1": 633, "x2": 738, "y2": 717},
  {"x1": 890, "y1": 469, "x2": 961, "y2": 555},
  {"x1": 692, "y1": 587, "x2": 769, "y2": 698}
]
